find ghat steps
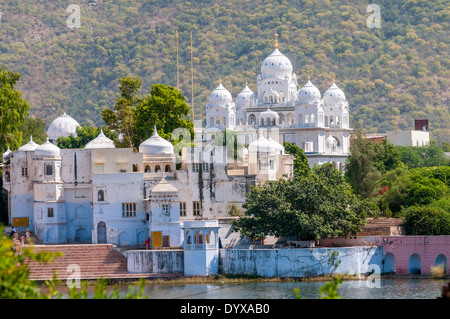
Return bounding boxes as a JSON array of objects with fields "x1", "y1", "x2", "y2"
[{"x1": 24, "y1": 244, "x2": 169, "y2": 280}]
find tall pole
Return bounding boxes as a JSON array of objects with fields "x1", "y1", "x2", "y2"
[
  {"x1": 190, "y1": 31, "x2": 195, "y2": 121},
  {"x1": 176, "y1": 30, "x2": 180, "y2": 90}
]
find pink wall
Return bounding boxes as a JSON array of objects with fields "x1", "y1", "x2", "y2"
[{"x1": 381, "y1": 236, "x2": 450, "y2": 274}]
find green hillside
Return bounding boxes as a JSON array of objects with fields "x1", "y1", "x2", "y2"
[{"x1": 0, "y1": 0, "x2": 448, "y2": 141}]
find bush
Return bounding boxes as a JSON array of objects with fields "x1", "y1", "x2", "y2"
[{"x1": 402, "y1": 206, "x2": 450, "y2": 235}]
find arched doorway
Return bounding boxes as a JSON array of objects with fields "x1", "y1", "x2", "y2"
[
  {"x1": 435, "y1": 254, "x2": 448, "y2": 273},
  {"x1": 383, "y1": 253, "x2": 395, "y2": 274},
  {"x1": 409, "y1": 254, "x2": 421, "y2": 274},
  {"x1": 75, "y1": 228, "x2": 88, "y2": 243},
  {"x1": 97, "y1": 222, "x2": 107, "y2": 244}
]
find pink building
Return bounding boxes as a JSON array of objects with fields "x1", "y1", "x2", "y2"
[{"x1": 381, "y1": 236, "x2": 449, "y2": 275}]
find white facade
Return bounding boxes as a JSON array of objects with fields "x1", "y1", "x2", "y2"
[
  {"x1": 2, "y1": 127, "x2": 293, "y2": 246},
  {"x1": 387, "y1": 130, "x2": 430, "y2": 147}
]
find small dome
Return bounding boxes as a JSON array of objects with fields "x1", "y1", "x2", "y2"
[
  {"x1": 260, "y1": 107, "x2": 279, "y2": 120},
  {"x1": 2, "y1": 146, "x2": 12, "y2": 162},
  {"x1": 248, "y1": 132, "x2": 276, "y2": 153},
  {"x1": 139, "y1": 126, "x2": 174, "y2": 155},
  {"x1": 35, "y1": 138, "x2": 60, "y2": 157},
  {"x1": 208, "y1": 83, "x2": 232, "y2": 107},
  {"x1": 18, "y1": 136, "x2": 40, "y2": 152},
  {"x1": 267, "y1": 131, "x2": 284, "y2": 154},
  {"x1": 151, "y1": 176, "x2": 178, "y2": 194},
  {"x1": 298, "y1": 80, "x2": 321, "y2": 103},
  {"x1": 323, "y1": 83, "x2": 346, "y2": 105},
  {"x1": 85, "y1": 129, "x2": 115, "y2": 149},
  {"x1": 47, "y1": 112, "x2": 80, "y2": 141},
  {"x1": 261, "y1": 48, "x2": 293, "y2": 79},
  {"x1": 236, "y1": 85, "x2": 254, "y2": 109}
]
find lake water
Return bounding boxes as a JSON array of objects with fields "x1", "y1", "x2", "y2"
[{"x1": 52, "y1": 279, "x2": 447, "y2": 299}]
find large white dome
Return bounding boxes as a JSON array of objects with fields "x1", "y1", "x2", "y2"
[
  {"x1": 261, "y1": 48, "x2": 293, "y2": 79},
  {"x1": 208, "y1": 83, "x2": 232, "y2": 107},
  {"x1": 85, "y1": 130, "x2": 115, "y2": 149},
  {"x1": 47, "y1": 112, "x2": 80, "y2": 141},
  {"x1": 139, "y1": 126, "x2": 174, "y2": 155},
  {"x1": 298, "y1": 80, "x2": 321, "y2": 103}
]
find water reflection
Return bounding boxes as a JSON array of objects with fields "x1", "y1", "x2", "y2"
[{"x1": 43, "y1": 279, "x2": 446, "y2": 299}]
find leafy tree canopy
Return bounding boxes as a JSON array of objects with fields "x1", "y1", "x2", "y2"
[
  {"x1": 0, "y1": 67, "x2": 29, "y2": 153},
  {"x1": 234, "y1": 163, "x2": 375, "y2": 240},
  {"x1": 56, "y1": 125, "x2": 118, "y2": 149}
]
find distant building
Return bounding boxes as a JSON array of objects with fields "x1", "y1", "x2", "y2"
[{"x1": 386, "y1": 119, "x2": 430, "y2": 147}]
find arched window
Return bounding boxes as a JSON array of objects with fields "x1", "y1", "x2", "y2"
[
  {"x1": 155, "y1": 165, "x2": 161, "y2": 172},
  {"x1": 248, "y1": 114, "x2": 256, "y2": 125},
  {"x1": 260, "y1": 118, "x2": 264, "y2": 126},
  {"x1": 325, "y1": 116, "x2": 329, "y2": 127},
  {"x1": 165, "y1": 165, "x2": 171, "y2": 172},
  {"x1": 5, "y1": 171, "x2": 10, "y2": 183},
  {"x1": 311, "y1": 114, "x2": 316, "y2": 125},
  {"x1": 279, "y1": 91, "x2": 285, "y2": 102},
  {"x1": 336, "y1": 116, "x2": 340, "y2": 127},
  {"x1": 298, "y1": 114, "x2": 303, "y2": 127},
  {"x1": 330, "y1": 116, "x2": 334, "y2": 127},
  {"x1": 98, "y1": 190, "x2": 105, "y2": 202},
  {"x1": 305, "y1": 115, "x2": 309, "y2": 125},
  {"x1": 266, "y1": 118, "x2": 271, "y2": 126},
  {"x1": 145, "y1": 165, "x2": 151, "y2": 173},
  {"x1": 279, "y1": 113, "x2": 285, "y2": 125},
  {"x1": 210, "y1": 117, "x2": 214, "y2": 128}
]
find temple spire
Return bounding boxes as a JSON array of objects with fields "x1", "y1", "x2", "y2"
[{"x1": 274, "y1": 31, "x2": 279, "y2": 48}]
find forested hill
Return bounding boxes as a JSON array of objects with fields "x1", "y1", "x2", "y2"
[{"x1": 0, "y1": 0, "x2": 448, "y2": 141}]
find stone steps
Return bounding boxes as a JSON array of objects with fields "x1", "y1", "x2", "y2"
[{"x1": 25, "y1": 244, "x2": 135, "y2": 280}]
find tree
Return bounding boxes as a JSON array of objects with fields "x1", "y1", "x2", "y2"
[
  {"x1": 102, "y1": 77, "x2": 193, "y2": 150},
  {"x1": 19, "y1": 116, "x2": 47, "y2": 145},
  {"x1": 0, "y1": 67, "x2": 30, "y2": 153},
  {"x1": 345, "y1": 130, "x2": 402, "y2": 197},
  {"x1": 234, "y1": 163, "x2": 373, "y2": 241},
  {"x1": 56, "y1": 125, "x2": 117, "y2": 149},
  {"x1": 102, "y1": 76, "x2": 142, "y2": 149},
  {"x1": 283, "y1": 141, "x2": 311, "y2": 178},
  {"x1": 402, "y1": 206, "x2": 450, "y2": 235},
  {"x1": 135, "y1": 84, "x2": 193, "y2": 142},
  {"x1": 396, "y1": 141, "x2": 450, "y2": 168}
]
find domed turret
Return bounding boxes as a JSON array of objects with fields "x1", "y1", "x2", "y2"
[
  {"x1": 298, "y1": 80, "x2": 321, "y2": 103},
  {"x1": 236, "y1": 83, "x2": 253, "y2": 109},
  {"x1": 260, "y1": 107, "x2": 279, "y2": 126},
  {"x1": 35, "y1": 138, "x2": 60, "y2": 157},
  {"x1": 266, "y1": 131, "x2": 284, "y2": 154},
  {"x1": 18, "y1": 136, "x2": 40, "y2": 152},
  {"x1": 2, "y1": 146, "x2": 12, "y2": 162},
  {"x1": 85, "y1": 129, "x2": 115, "y2": 149},
  {"x1": 139, "y1": 126, "x2": 174, "y2": 155},
  {"x1": 208, "y1": 82, "x2": 232, "y2": 108},
  {"x1": 47, "y1": 112, "x2": 80, "y2": 142},
  {"x1": 323, "y1": 82, "x2": 346, "y2": 106}
]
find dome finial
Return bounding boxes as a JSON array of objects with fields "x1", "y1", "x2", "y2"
[
  {"x1": 219, "y1": 75, "x2": 222, "y2": 84},
  {"x1": 332, "y1": 74, "x2": 335, "y2": 84},
  {"x1": 245, "y1": 79, "x2": 248, "y2": 86},
  {"x1": 274, "y1": 31, "x2": 279, "y2": 48},
  {"x1": 153, "y1": 125, "x2": 158, "y2": 136},
  {"x1": 307, "y1": 70, "x2": 311, "y2": 81}
]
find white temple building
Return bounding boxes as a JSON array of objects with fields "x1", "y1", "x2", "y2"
[
  {"x1": 205, "y1": 35, "x2": 352, "y2": 171},
  {"x1": 1, "y1": 35, "x2": 353, "y2": 247}
]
